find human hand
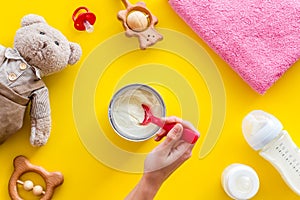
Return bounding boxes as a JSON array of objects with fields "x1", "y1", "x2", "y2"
[
  {"x1": 154, "y1": 116, "x2": 199, "y2": 143},
  {"x1": 125, "y1": 117, "x2": 199, "y2": 200},
  {"x1": 144, "y1": 116, "x2": 199, "y2": 185}
]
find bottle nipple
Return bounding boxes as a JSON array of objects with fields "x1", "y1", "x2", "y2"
[
  {"x1": 222, "y1": 163, "x2": 260, "y2": 200},
  {"x1": 242, "y1": 110, "x2": 283, "y2": 150}
]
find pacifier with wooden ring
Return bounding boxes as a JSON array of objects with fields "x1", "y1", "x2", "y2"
[
  {"x1": 9, "y1": 155, "x2": 64, "y2": 200},
  {"x1": 117, "y1": 0, "x2": 163, "y2": 49}
]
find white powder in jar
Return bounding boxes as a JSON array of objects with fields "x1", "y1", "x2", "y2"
[{"x1": 110, "y1": 85, "x2": 165, "y2": 141}]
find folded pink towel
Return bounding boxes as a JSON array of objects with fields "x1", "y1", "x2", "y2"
[{"x1": 169, "y1": 0, "x2": 300, "y2": 94}]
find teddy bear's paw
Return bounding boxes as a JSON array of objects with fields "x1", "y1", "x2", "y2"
[
  {"x1": 30, "y1": 128, "x2": 49, "y2": 147},
  {"x1": 30, "y1": 117, "x2": 51, "y2": 147}
]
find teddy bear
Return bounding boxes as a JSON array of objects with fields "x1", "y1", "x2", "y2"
[{"x1": 0, "y1": 14, "x2": 82, "y2": 146}]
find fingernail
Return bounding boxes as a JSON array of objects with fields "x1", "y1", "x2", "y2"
[
  {"x1": 173, "y1": 124, "x2": 181, "y2": 133},
  {"x1": 170, "y1": 124, "x2": 182, "y2": 138},
  {"x1": 175, "y1": 123, "x2": 182, "y2": 132}
]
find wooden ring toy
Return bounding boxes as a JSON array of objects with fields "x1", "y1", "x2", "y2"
[
  {"x1": 9, "y1": 155, "x2": 64, "y2": 200},
  {"x1": 118, "y1": 0, "x2": 163, "y2": 49}
]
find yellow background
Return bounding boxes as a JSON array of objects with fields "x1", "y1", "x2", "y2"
[{"x1": 1, "y1": 0, "x2": 300, "y2": 199}]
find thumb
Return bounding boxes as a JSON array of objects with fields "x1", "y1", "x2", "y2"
[{"x1": 160, "y1": 123, "x2": 183, "y2": 150}]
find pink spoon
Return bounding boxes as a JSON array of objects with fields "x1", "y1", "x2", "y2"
[{"x1": 140, "y1": 104, "x2": 199, "y2": 144}]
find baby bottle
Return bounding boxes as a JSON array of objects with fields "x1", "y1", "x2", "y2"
[{"x1": 242, "y1": 110, "x2": 300, "y2": 196}]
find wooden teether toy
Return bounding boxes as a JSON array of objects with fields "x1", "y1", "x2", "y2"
[
  {"x1": 9, "y1": 155, "x2": 64, "y2": 200},
  {"x1": 118, "y1": 0, "x2": 163, "y2": 49}
]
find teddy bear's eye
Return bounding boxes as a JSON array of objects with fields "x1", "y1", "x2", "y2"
[
  {"x1": 39, "y1": 31, "x2": 45, "y2": 35},
  {"x1": 54, "y1": 41, "x2": 59, "y2": 46}
]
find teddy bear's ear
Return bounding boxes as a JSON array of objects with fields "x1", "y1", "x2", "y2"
[
  {"x1": 21, "y1": 14, "x2": 47, "y2": 27},
  {"x1": 68, "y1": 42, "x2": 82, "y2": 65}
]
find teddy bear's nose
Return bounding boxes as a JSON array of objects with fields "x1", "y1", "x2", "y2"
[{"x1": 42, "y1": 42, "x2": 47, "y2": 49}]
